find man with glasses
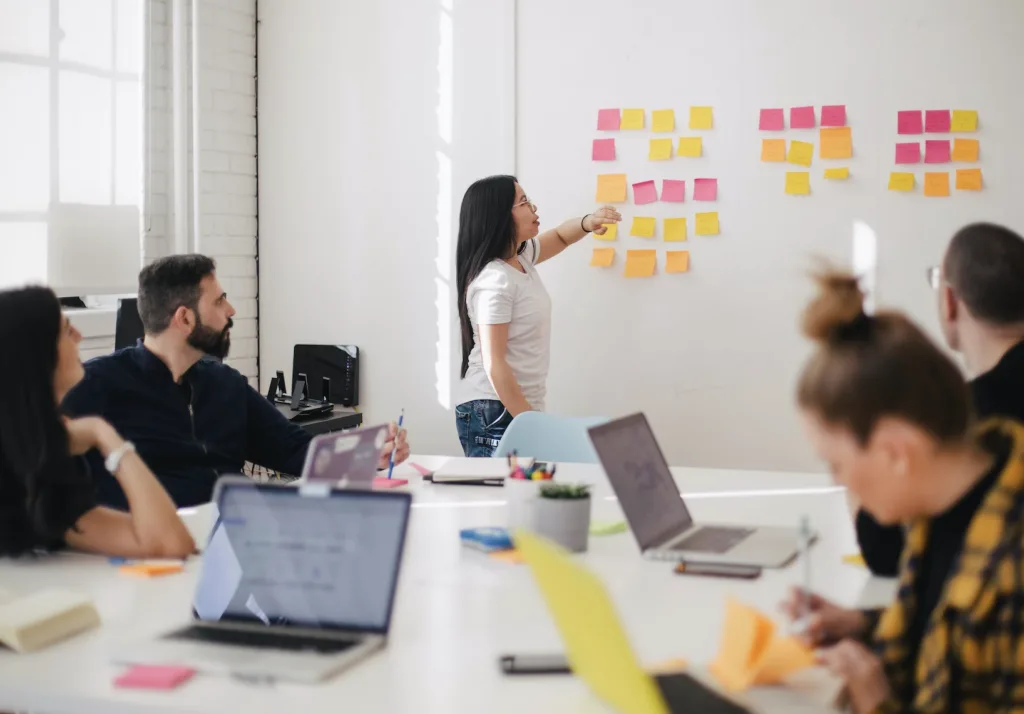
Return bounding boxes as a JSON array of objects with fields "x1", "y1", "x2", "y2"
[{"x1": 857, "y1": 222, "x2": 1024, "y2": 576}]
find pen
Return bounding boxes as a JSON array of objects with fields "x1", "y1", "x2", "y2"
[
  {"x1": 799, "y1": 515, "x2": 812, "y2": 632},
  {"x1": 387, "y1": 409, "x2": 404, "y2": 480}
]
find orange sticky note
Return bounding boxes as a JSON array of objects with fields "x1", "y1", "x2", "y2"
[
  {"x1": 952, "y1": 138, "x2": 979, "y2": 162},
  {"x1": 694, "y1": 212, "x2": 719, "y2": 236},
  {"x1": 595, "y1": 174, "x2": 627, "y2": 203},
  {"x1": 624, "y1": 250, "x2": 656, "y2": 278},
  {"x1": 621, "y1": 108, "x2": 645, "y2": 130},
  {"x1": 819, "y1": 127, "x2": 852, "y2": 159},
  {"x1": 888, "y1": 172, "x2": 915, "y2": 192},
  {"x1": 753, "y1": 636, "x2": 817, "y2": 685},
  {"x1": 663, "y1": 218, "x2": 687, "y2": 242},
  {"x1": 594, "y1": 223, "x2": 617, "y2": 241},
  {"x1": 787, "y1": 140, "x2": 813, "y2": 167},
  {"x1": 761, "y1": 139, "x2": 785, "y2": 162},
  {"x1": 489, "y1": 549, "x2": 525, "y2": 564},
  {"x1": 589, "y1": 247, "x2": 615, "y2": 268},
  {"x1": 651, "y1": 109, "x2": 675, "y2": 133},
  {"x1": 956, "y1": 168, "x2": 983, "y2": 191},
  {"x1": 665, "y1": 251, "x2": 690, "y2": 274},
  {"x1": 924, "y1": 172, "x2": 950, "y2": 197},
  {"x1": 120, "y1": 562, "x2": 185, "y2": 578},
  {"x1": 648, "y1": 657, "x2": 689, "y2": 675}
]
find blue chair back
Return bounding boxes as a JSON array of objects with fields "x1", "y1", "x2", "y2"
[{"x1": 494, "y1": 412, "x2": 609, "y2": 464}]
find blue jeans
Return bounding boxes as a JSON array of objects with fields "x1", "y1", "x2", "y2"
[{"x1": 455, "y1": 400, "x2": 513, "y2": 457}]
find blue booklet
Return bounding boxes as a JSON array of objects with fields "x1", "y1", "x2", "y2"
[{"x1": 459, "y1": 527, "x2": 514, "y2": 552}]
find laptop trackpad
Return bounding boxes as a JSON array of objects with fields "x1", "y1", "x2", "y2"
[
  {"x1": 654, "y1": 673, "x2": 752, "y2": 713},
  {"x1": 672, "y1": 527, "x2": 755, "y2": 554}
]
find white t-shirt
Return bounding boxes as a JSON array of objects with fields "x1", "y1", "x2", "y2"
[{"x1": 460, "y1": 239, "x2": 552, "y2": 411}]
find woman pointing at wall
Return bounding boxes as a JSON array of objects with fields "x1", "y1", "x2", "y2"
[{"x1": 454, "y1": 175, "x2": 621, "y2": 457}]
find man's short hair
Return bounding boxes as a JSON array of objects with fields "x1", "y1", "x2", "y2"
[
  {"x1": 137, "y1": 254, "x2": 217, "y2": 334},
  {"x1": 944, "y1": 223, "x2": 1024, "y2": 325}
]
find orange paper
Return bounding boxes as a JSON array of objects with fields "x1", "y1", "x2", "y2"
[
  {"x1": 924, "y1": 172, "x2": 950, "y2": 197},
  {"x1": 489, "y1": 549, "x2": 525, "y2": 564},
  {"x1": 819, "y1": 127, "x2": 852, "y2": 159},
  {"x1": 589, "y1": 247, "x2": 615, "y2": 267},
  {"x1": 951, "y1": 138, "x2": 979, "y2": 163},
  {"x1": 761, "y1": 139, "x2": 786, "y2": 162},
  {"x1": 595, "y1": 174, "x2": 628, "y2": 203},
  {"x1": 624, "y1": 250, "x2": 656, "y2": 278},
  {"x1": 120, "y1": 562, "x2": 185, "y2": 578},
  {"x1": 956, "y1": 168, "x2": 983, "y2": 191},
  {"x1": 665, "y1": 251, "x2": 690, "y2": 274}
]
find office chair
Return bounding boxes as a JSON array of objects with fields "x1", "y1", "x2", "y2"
[
  {"x1": 114, "y1": 298, "x2": 145, "y2": 350},
  {"x1": 494, "y1": 412, "x2": 609, "y2": 464}
]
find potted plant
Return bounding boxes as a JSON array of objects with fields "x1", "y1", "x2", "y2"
[{"x1": 532, "y1": 484, "x2": 592, "y2": 553}]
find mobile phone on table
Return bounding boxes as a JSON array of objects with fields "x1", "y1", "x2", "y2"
[
  {"x1": 674, "y1": 562, "x2": 762, "y2": 579},
  {"x1": 499, "y1": 653, "x2": 571, "y2": 675}
]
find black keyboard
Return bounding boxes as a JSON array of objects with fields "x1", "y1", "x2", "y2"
[
  {"x1": 671, "y1": 527, "x2": 755, "y2": 554},
  {"x1": 167, "y1": 625, "x2": 358, "y2": 654}
]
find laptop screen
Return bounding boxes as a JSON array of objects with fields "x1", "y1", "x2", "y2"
[
  {"x1": 589, "y1": 413, "x2": 693, "y2": 550},
  {"x1": 193, "y1": 481, "x2": 411, "y2": 633}
]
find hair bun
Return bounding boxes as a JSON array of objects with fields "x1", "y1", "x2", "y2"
[{"x1": 802, "y1": 269, "x2": 867, "y2": 343}]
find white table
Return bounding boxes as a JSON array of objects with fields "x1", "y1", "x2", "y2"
[{"x1": 0, "y1": 458, "x2": 895, "y2": 714}]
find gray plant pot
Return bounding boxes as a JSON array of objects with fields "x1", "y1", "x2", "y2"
[{"x1": 533, "y1": 496, "x2": 591, "y2": 553}]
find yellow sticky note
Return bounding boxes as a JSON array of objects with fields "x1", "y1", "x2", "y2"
[
  {"x1": 888, "y1": 172, "x2": 915, "y2": 191},
  {"x1": 842, "y1": 553, "x2": 867, "y2": 568},
  {"x1": 648, "y1": 138, "x2": 673, "y2": 161},
  {"x1": 787, "y1": 140, "x2": 813, "y2": 167},
  {"x1": 676, "y1": 137, "x2": 702, "y2": 158},
  {"x1": 665, "y1": 251, "x2": 690, "y2": 274},
  {"x1": 956, "y1": 168, "x2": 983, "y2": 191},
  {"x1": 621, "y1": 108, "x2": 645, "y2": 130},
  {"x1": 595, "y1": 174, "x2": 627, "y2": 203},
  {"x1": 651, "y1": 109, "x2": 675, "y2": 133},
  {"x1": 824, "y1": 167, "x2": 849, "y2": 180},
  {"x1": 952, "y1": 138, "x2": 979, "y2": 162},
  {"x1": 689, "y1": 106, "x2": 713, "y2": 130},
  {"x1": 624, "y1": 250, "x2": 657, "y2": 278},
  {"x1": 785, "y1": 172, "x2": 810, "y2": 195},
  {"x1": 819, "y1": 127, "x2": 852, "y2": 159},
  {"x1": 951, "y1": 109, "x2": 978, "y2": 132},
  {"x1": 924, "y1": 172, "x2": 950, "y2": 197},
  {"x1": 695, "y1": 212, "x2": 719, "y2": 236},
  {"x1": 589, "y1": 247, "x2": 615, "y2": 268},
  {"x1": 761, "y1": 139, "x2": 786, "y2": 162},
  {"x1": 663, "y1": 218, "x2": 687, "y2": 242},
  {"x1": 629, "y1": 217, "x2": 656, "y2": 238},
  {"x1": 594, "y1": 223, "x2": 617, "y2": 241}
]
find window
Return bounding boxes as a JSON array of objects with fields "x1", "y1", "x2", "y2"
[{"x1": 0, "y1": 0, "x2": 143, "y2": 295}]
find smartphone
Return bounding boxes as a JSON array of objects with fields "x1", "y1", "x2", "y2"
[
  {"x1": 499, "y1": 654, "x2": 571, "y2": 675},
  {"x1": 674, "y1": 562, "x2": 762, "y2": 579}
]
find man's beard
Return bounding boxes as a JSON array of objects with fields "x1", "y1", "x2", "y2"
[{"x1": 188, "y1": 315, "x2": 233, "y2": 359}]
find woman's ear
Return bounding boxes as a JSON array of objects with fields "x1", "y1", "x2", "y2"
[{"x1": 941, "y1": 284, "x2": 959, "y2": 323}]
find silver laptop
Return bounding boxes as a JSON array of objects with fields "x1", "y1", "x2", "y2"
[
  {"x1": 113, "y1": 478, "x2": 412, "y2": 683},
  {"x1": 297, "y1": 424, "x2": 389, "y2": 487},
  {"x1": 589, "y1": 414, "x2": 805, "y2": 568}
]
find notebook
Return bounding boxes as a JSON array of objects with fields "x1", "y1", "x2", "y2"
[
  {"x1": 0, "y1": 588, "x2": 101, "y2": 653},
  {"x1": 431, "y1": 457, "x2": 533, "y2": 485}
]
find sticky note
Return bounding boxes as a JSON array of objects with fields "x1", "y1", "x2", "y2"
[
  {"x1": 842, "y1": 553, "x2": 867, "y2": 567},
  {"x1": 888, "y1": 172, "x2": 915, "y2": 191},
  {"x1": 689, "y1": 106, "x2": 713, "y2": 130},
  {"x1": 652, "y1": 109, "x2": 675, "y2": 132},
  {"x1": 956, "y1": 168, "x2": 983, "y2": 191},
  {"x1": 664, "y1": 218, "x2": 687, "y2": 242},
  {"x1": 753, "y1": 636, "x2": 817, "y2": 686},
  {"x1": 785, "y1": 172, "x2": 810, "y2": 195},
  {"x1": 820, "y1": 105, "x2": 846, "y2": 127},
  {"x1": 120, "y1": 562, "x2": 185, "y2": 577},
  {"x1": 695, "y1": 212, "x2": 719, "y2": 236},
  {"x1": 589, "y1": 520, "x2": 627, "y2": 536},
  {"x1": 895, "y1": 142, "x2": 921, "y2": 164},
  {"x1": 624, "y1": 250, "x2": 657, "y2": 278},
  {"x1": 589, "y1": 247, "x2": 616, "y2": 267},
  {"x1": 115, "y1": 665, "x2": 196, "y2": 690},
  {"x1": 661, "y1": 179, "x2": 685, "y2": 203},
  {"x1": 819, "y1": 127, "x2": 852, "y2": 159},
  {"x1": 621, "y1": 108, "x2": 645, "y2": 130},
  {"x1": 924, "y1": 172, "x2": 950, "y2": 197},
  {"x1": 665, "y1": 251, "x2": 690, "y2": 274},
  {"x1": 489, "y1": 549, "x2": 525, "y2": 564},
  {"x1": 759, "y1": 108, "x2": 784, "y2": 131},
  {"x1": 592, "y1": 138, "x2": 615, "y2": 161},
  {"x1": 925, "y1": 140, "x2": 951, "y2": 164},
  {"x1": 373, "y1": 477, "x2": 407, "y2": 489},
  {"x1": 693, "y1": 178, "x2": 717, "y2": 201},
  {"x1": 632, "y1": 180, "x2": 658, "y2": 205},
  {"x1": 648, "y1": 139, "x2": 673, "y2": 161},
  {"x1": 677, "y1": 137, "x2": 702, "y2": 158},
  {"x1": 790, "y1": 106, "x2": 815, "y2": 129},
  {"x1": 925, "y1": 110, "x2": 951, "y2": 133},
  {"x1": 787, "y1": 140, "x2": 813, "y2": 167},
  {"x1": 629, "y1": 217, "x2": 656, "y2": 238},
  {"x1": 824, "y1": 167, "x2": 849, "y2": 180},
  {"x1": 597, "y1": 108, "x2": 621, "y2": 131},
  {"x1": 951, "y1": 110, "x2": 978, "y2": 132},
  {"x1": 898, "y1": 110, "x2": 923, "y2": 135},
  {"x1": 594, "y1": 223, "x2": 617, "y2": 241},
  {"x1": 952, "y1": 138, "x2": 979, "y2": 162},
  {"x1": 596, "y1": 174, "x2": 627, "y2": 203},
  {"x1": 761, "y1": 139, "x2": 786, "y2": 162}
]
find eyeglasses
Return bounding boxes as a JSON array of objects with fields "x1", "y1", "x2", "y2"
[
  {"x1": 513, "y1": 196, "x2": 537, "y2": 213},
  {"x1": 926, "y1": 266, "x2": 941, "y2": 290}
]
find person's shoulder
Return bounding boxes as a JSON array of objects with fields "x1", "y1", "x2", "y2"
[
  {"x1": 82, "y1": 345, "x2": 140, "y2": 378},
  {"x1": 468, "y1": 261, "x2": 514, "y2": 294},
  {"x1": 192, "y1": 357, "x2": 250, "y2": 387}
]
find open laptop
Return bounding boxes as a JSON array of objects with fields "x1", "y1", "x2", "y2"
[
  {"x1": 589, "y1": 414, "x2": 805, "y2": 568},
  {"x1": 297, "y1": 424, "x2": 389, "y2": 487},
  {"x1": 113, "y1": 478, "x2": 412, "y2": 683}
]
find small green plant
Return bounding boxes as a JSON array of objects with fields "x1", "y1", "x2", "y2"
[{"x1": 539, "y1": 483, "x2": 591, "y2": 500}]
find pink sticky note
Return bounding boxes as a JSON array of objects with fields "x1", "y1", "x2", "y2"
[
  {"x1": 820, "y1": 105, "x2": 847, "y2": 127},
  {"x1": 597, "y1": 108, "x2": 620, "y2": 131},
  {"x1": 373, "y1": 477, "x2": 408, "y2": 489},
  {"x1": 408, "y1": 462, "x2": 432, "y2": 477},
  {"x1": 633, "y1": 180, "x2": 658, "y2": 205},
  {"x1": 895, "y1": 142, "x2": 921, "y2": 164},
  {"x1": 790, "y1": 106, "x2": 816, "y2": 129},
  {"x1": 693, "y1": 178, "x2": 718, "y2": 202},
  {"x1": 925, "y1": 110, "x2": 951, "y2": 133},
  {"x1": 592, "y1": 138, "x2": 615, "y2": 161},
  {"x1": 661, "y1": 180, "x2": 685, "y2": 202},
  {"x1": 115, "y1": 665, "x2": 195, "y2": 690},
  {"x1": 759, "y1": 108, "x2": 784, "y2": 131},
  {"x1": 925, "y1": 140, "x2": 951, "y2": 164},
  {"x1": 898, "y1": 110, "x2": 923, "y2": 135}
]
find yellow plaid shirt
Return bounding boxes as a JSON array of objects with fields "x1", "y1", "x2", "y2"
[{"x1": 864, "y1": 419, "x2": 1024, "y2": 713}]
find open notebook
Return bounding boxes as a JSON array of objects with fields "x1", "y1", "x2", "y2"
[
  {"x1": 0, "y1": 588, "x2": 100, "y2": 653},
  {"x1": 431, "y1": 457, "x2": 533, "y2": 484}
]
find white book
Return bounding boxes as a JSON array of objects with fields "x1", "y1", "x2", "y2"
[
  {"x1": 0, "y1": 588, "x2": 101, "y2": 653},
  {"x1": 432, "y1": 457, "x2": 534, "y2": 484}
]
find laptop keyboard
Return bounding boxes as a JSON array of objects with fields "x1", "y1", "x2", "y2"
[
  {"x1": 671, "y1": 527, "x2": 755, "y2": 554},
  {"x1": 167, "y1": 625, "x2": 359, "y2": 654}
]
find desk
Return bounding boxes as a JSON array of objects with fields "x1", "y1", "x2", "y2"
[
  {"x1": 0, "y1": 458, "x2": 894, "y2": 714},
  {"x1": 273, "y1": 403, "x2": 363, "y2": 435}
]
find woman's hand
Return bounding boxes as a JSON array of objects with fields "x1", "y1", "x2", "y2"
[
  {"x1": 779, "y1": 587, "x2": 867, "y2": 646},
  {"x1": 584, "y1": 205, "x2": 622, "y2": 235},
  {"x1": 377, "y1": 422, "x2": 410, "y2": 470},
  {"x1": 818, "y1": 640, "x2": 890, "y2": 714},
  {"x1": 64, "y1": 416, "x2": 123, "y2": 456}
]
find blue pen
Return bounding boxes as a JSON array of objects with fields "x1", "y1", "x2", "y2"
[{"x1": 387, "y1": 409, "x2": 404, "y2": 479}]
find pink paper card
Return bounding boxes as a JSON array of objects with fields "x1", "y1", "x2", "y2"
[
  {"x1": 895, "y1": 142, "x2": 921, "y2": 164},
  {"x1": 790, "y1": 106, "x2": 816, "y2": 129},
  {"x1": 373, "y1": 477, "x2": 408, "y2": 489},
  {"x1": 408, "y1": 462, "x2": 432, "y2": 477},
  {"x1": 759, "y1": 108, "x2": 784, "y2": 131},
  {"x1": 693, "y1": 178, "x2": 718, "y2": 202},
  {"x1": 633, "y1": 180, "x2": 658, "y2": 205},
  {"x1": 661, "y1": 179, "x2": 685, "y2": 202},
  {"x1": 592, "y1": 138, "x2": 615, "y2": 161},
  {"x1": 925, "y1": 110, "x2": 951, "y2": 133},
  {"x1": 820, "y1": 105, "x2": 847, "y2": 127},
  {"x1": 115, "y1": 665, "x2": 195, "y2": 690},
  {"x1": 597, "y1": 108, "x2": 620, "y2": 131},
  {"x1": 925, "y1": 140, "x2": 951, "y2": 164},
  {"x1": 898, "y1": 110, "x2": 923, "y2": 135}
]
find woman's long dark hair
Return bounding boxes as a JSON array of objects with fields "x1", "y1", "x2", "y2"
[
  {"x1": 456, "y1": 175, "x2": 527, "y2": 379},
  {"x1": 0, "y1": 286, "x2": 76, "y2": 552}
]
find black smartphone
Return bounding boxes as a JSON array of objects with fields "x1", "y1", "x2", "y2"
[
  {"x1": 499, "y1": 654, "x2": 571, "y2": 675},
  {"x1": 674, "y1": 562, "x2": 762, "y2": 579}
]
